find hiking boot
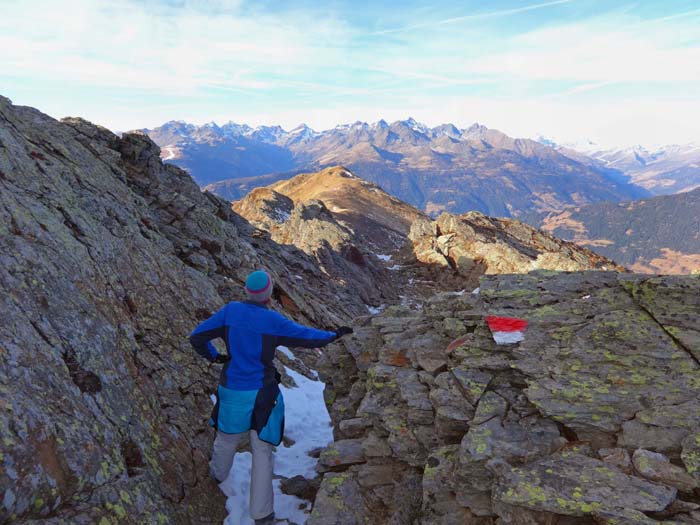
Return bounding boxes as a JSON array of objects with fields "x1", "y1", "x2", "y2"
[{"x1": 254, "y1": 512, "x2": 275, "y2": 525}]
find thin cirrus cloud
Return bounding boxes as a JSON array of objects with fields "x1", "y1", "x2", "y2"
[
  {"x1": 366, "y1": 0, "x2": 577, "y2": 35},
  {"x1": 0, "y1": 0, "x2": 698, "y2": 147}
]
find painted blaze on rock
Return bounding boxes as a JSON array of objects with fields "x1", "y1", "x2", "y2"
[{"x1": 486, "y1": 315, "x2": 529, "y2": 345}]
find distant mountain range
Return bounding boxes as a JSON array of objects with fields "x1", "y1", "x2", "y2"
[
  {"x1": 145, "y1": 119, "x2": 648, "y2": 219},
  {"x1": 540, "y1": 138, "x2": 700, "y2": 195},
  {"x1": 541, "y1": 187, "x2": 700, "y2": 274}
]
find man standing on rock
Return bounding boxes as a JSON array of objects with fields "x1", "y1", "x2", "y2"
[{"x1": 189, "y1": 270, "x2": 352, "y2": 525}]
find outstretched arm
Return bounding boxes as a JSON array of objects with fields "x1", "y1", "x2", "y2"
[
  {"x1": 272, "y1": 313, "x2": 339, "y2": 349},
  {"x1": 189, "y1": 306, "x2": 227, "y2": 361}
]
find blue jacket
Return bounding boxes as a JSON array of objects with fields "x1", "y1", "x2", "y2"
[{"x1": 189, "y1": 301, "x2": 337, "y2": 444}]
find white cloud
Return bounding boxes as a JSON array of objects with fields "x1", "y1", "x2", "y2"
[
  {"x1": 467, "y1": 19, "x2": 700, "y2": 85},
  {"x1": 1, "y1": 0, "x2": 698, "y2": 147},
  {"x1": 0, "y1": 0, "x2": 351, "y2": 93}
]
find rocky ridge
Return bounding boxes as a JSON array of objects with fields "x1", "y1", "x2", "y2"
[
  {"x1": 232, "y1": 169, "x2": 416, "y2": 308},
  {"x1": 409, "y1": 211, "x2": 624, "y2": 280},
  {"x1": 312, "y1": 271, "x2": 700, "y2": 524},
  {"x1": 233, "y1": 169, "x2": 624, "y2": 312},
  {"x1": 258, "y1": 166, "x2": 427, "y2": 252},
  {"x1": 0, "y1": 96, "x2": 363, "y2": 524}
]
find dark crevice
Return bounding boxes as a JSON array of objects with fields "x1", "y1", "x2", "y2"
[
  {"x1": 120, "y1": 439, "x2": 145, "y2": 477},
  {"x1": 556, "y1": 422, "x2": 580, "y2": 442},
  {"x1": 195, "y1": 308, "x2": 212, "y2": 320},
  {"x1": 342, "y1": 245, "x2": 366, "y2": 267},
  {"x1": 442, "y1": 252, "x2": 459, "y2": 273},
  {"x1": 123, "y1": 294, "x2": 138, "y2": 314},
  {"x1": 61, "y1": 349, "x2": 102, "y2": 394},
  {"x1": 30, "y1": 150, "x2": 48, "y2": 161},
  {"x1": 29, "y1": 319, "x2": 53, "y2": 347}
]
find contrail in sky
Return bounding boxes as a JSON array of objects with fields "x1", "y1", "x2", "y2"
[{"x1": 369, "y1": 0, "x2": 577, "y2": 36}]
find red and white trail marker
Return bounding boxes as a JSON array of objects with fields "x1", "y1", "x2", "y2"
[{"x1": 486, "y1": 316, "x2": 529, "y2": 345}]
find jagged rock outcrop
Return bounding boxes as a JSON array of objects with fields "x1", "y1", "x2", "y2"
[
  {"x1": 233, "y1": 179, "x2": 399, "y2": 307},
  {"x1": 313, "y1": 272, "x2": 700, "y2": 524},
  {"x1": 409, "y1": 212, "x2": 624, "y2": 277},
  {"x1": 261, "y1": 166, "x2": 427, "y2": 252},
  {"x1": 233, "y1": 166, "x2": 427, "y2": 254},
  {"x1": 0, "y1": 96, "x2": 362, "y2": 524}
]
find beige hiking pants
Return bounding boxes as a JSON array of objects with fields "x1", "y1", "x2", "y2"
[{"x1": 209, "y1": 430, "x2": 274, "y2": 520}]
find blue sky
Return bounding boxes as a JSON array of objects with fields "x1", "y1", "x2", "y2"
[{"x1": 1, "y1": 0, "x2": 699, "y2": 147}]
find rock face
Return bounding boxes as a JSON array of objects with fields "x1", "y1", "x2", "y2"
[
  {"x1": 408, "y1": 211, "x2": 623, "y2": 281},
  {"x1": 313, "y1": 272, "x2": 700, "y2": 524},
  {"x1": 0, "y1": 96, "x2": 360, "y2": 524}
]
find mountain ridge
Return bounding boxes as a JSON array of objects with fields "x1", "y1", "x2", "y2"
[
  {"x1": 540, "y1": 137, "x2": 700, "y2": 195},
  {"x1": 541, "y1": 187, "x2": 700, "y2": 274},
  {"x1": 147, "y1": 117, "x2": 648, "y2": 219},
  {"x1": 232, "y1": 165, "x2": 625, "y2": 299}
]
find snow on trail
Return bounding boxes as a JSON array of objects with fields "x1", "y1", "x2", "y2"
[
  {"x1": 366, "y1": 304, "x2": 385, "y2": 315},
  {"x1": 221, "y1": 347, "x2": 334, "y2": 525}
]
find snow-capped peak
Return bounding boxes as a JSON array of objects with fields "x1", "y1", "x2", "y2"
[
  {"x1": 404, "y1": 117, "x2": 429, "y2": 134},
  {"x1": 290, "y1": 123, "x2": 315, "y2": 135},
  {"x1": 373, "y1": 119, "x2": 389, "y2": 129}
]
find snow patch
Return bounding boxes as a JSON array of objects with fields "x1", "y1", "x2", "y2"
[
  {"x1": 221, "y1": 351, "x2": 334, "y2": 524},
  {"x1": 277, "y1": 346, "x2": 296, "y2": 360},
  {"x1": 387, "y1": 264, "x2": 401, "y2": 271},
  {"x1": 376, "y1": 254, "x2": 392, "y2": 262},
  {"x1": 272, "y1": 209, "x2": 291, "y2": 223},
  {"x1": 161, "y1": 145, "x2": 178, "y2": 161},
  {"x1": 366, "y1": 304, "x2": 385, "y2": 315}
]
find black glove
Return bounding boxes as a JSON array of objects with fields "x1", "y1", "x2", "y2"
[
  {"x1": 212, "y1": 353, "x2": 230, "y2": 364},
  {"x1": 334, "y1": 326, "x2": 353, "y2": 338}
]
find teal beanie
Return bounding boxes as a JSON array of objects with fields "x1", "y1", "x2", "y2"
[{"x1": 245, "y1": 270, "x2": 273, "y2": 303}]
